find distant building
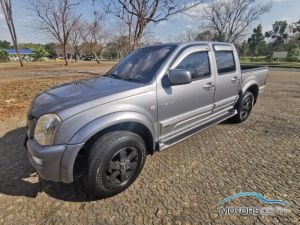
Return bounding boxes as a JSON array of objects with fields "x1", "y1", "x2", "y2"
[
  {"x1": 272, "y1": 51, "x2": 288, "y2": 60},
  {"x1": 4, "y1": 49, "x2": 36, "y2": 62}
]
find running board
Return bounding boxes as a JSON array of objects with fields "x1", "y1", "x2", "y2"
[{"x1": 159, "y1": 110, "x2": 237, "y2": 151}]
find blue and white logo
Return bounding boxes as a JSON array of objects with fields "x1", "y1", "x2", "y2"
[
  {"x1": 219, "y1": 192, "x2": 288, "y2": 206},
  {"x1": 219, "y1": 192, "x2": 289, "y2": 216}
]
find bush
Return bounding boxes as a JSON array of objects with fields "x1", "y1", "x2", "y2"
[
  {"x1": 0, "y1": 50, "x2": 9, "y2": 62},
  {"x1": 286, "y1": 56, "x2": 299, "y2": 62},
  {"x1": 32, "y1": 47, "x2": 49, "y2": 61}
]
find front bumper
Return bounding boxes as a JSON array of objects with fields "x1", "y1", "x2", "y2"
[{"x1": 26, "y1": 138, "x2": 84, "y2": 183}]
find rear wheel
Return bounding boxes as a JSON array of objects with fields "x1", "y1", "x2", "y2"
[
  {"x1": 84, "y1": 131, "x2": 146, "y2": 198},
  {"x1": 231, "y1": 91, "x2": 254, "y2": 123}
]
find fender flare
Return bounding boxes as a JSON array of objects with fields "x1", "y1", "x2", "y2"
[
  {"x1": 68, "y1": 111, "x2": 155, "y2": 146},
  {"x1": 241, "y1": 81, "x2": 259, "y2": 95}
]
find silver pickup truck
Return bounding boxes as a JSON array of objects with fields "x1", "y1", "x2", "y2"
[{"x1": 25, "y1": 42, "x2": 268, "y2": 197}]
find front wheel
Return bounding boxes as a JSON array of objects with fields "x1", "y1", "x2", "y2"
[
  {"x1": 231, "y1": 91, "x2": 254, "y2": 123},
  {"x1": 84, "y1": 131, "x2": 146, "y2": 198}
]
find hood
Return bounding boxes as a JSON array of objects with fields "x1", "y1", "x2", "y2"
[{"x1": 30, "y1": 76, "x2": 145, "y2": 118}]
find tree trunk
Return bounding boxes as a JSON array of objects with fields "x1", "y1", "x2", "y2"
[
  {"x1": 14, "y1": 44, "x2": 23, "y2": 67},
  {"x1": 63, "y1": 44, "x2": 68, "y2": 66},
  {"x1": 74, "y1": 46, "x2": 78, "y2": 62},
  {"x1": 92, "y1": 48, "x2": 100, "y2": 64}
]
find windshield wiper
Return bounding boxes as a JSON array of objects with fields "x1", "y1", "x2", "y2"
[
  {"x1": 104, "y1": 73, "x2": 122, "y2": 79},
  {"x1": 105, "y1": 73, "x2": 143, "y2": 83},
  {"x1": 121, "y1": 76, "x2": 143, "y2": 83}
]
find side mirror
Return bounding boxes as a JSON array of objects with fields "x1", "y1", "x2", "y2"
[{"x1": 168, "y1": 69, "x2": 192, "y2": 85}]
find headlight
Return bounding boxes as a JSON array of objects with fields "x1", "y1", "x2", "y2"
[{"x1": 34, "y1": 114, "x2": 61, "y2": 146}]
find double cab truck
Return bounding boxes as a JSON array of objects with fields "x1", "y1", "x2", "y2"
[{"x1": 25, "y1": 42, "x2": 268, "y2": 197}]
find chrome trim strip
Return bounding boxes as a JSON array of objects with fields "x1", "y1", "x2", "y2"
[
  {"x1": 160, "y1": 104, "x2": 213, "y2": 128},
  {"x1": 160, "y1": 106, "x2": 234, "y2": 142},
  {"x1": 159, "y1": 110, "x2": 237, "y2": 151}
]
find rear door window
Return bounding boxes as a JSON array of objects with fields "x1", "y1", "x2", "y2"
[{"x1": 215, "y1": 51, "x2": 236, "y2": 75}]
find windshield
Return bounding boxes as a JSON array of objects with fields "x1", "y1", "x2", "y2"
[{"x1": 106, "y1": 45, "x2": 176, "y2": 83}]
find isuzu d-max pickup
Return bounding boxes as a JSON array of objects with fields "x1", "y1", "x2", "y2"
[{"x1": 25, "y1": 42, "x2": 268, "y2": 197}]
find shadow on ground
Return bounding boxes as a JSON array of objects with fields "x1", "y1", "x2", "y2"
[
  {"x1": 0, "y1": 127, "x2": 105, "y2": 202},
  {"x1": 0, "y1": 120, "x2": 236, "y2": 202}
]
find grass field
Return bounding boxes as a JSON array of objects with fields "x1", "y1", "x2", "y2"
[{"x1": 240, "y1": 61, "x2": 300, "y2": 68}]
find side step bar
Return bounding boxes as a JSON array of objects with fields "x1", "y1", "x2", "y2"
[{"x1": 159, "y1": 110, "x2": 237, "y2": 151}]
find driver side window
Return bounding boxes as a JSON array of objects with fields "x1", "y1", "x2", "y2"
[{"x1": 175, "y1": 51, "x2": 210, "y2": 80}]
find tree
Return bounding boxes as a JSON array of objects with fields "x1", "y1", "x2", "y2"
[
  {"x1": 32, "y1": 46, "x2": 49, "y2": 61},
  {"x1": 105, "y1": 35, "x2": 131, "y2": 60},
  {"x1": 29, "y1": 0, "x2": 82, "y2": 66},
  {"x1": 0, "y1": 0, "x2": 23, "y2": 66},
  {"x1": 292, "y1": 19, "x2": 300, "y2": 40},
  {"x1": 237, "y1": 40, "x2": 249, "y2": 58},
  {"x1": 177, "y1": 28, "x2": 199, "y2": 41},
  {"x1": 103, "y1": 0, "x2": 203, "y2": 50},
  {"x1": 69, "y1": 21, "x2": 84, "y2": 62},
  {"x1": 44, "y1": 42, "x2": 57, "y2": 57},
  {"x1": 287, "y1": 44, "x2": 299, "y2": 61},
  {"x1": 78, "y1": 1, "x2": 108, "y2": 63},
  {"x1": 0, "y1": 40, "x2": 11, "y2": 49},
  {"x1": 177, "y1": 28, "x2": 214, "y2": 42},
  {"x1": 265, "y1": 21, "x2": 289, "y2": 62},
  {"x1": 265, "y1": 21, "x2": 289, "y2": 50},
  {"x1": 196, "y1": 30, "x2": 213, "y2": 41},
  {"x1": 79, "y1": 18, "x2": 106, "y2": 64},
  {"x1": 202, "y1": 0, "x2": 271, "y2": 43},
  {"x1": 247, "y1": 24, "x2": 265, "y2": 60},
  {"x1": 0, "y1": 50, "x2": 9, "y2": 62}
]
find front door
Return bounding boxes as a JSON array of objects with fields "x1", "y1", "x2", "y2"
[{"x1": 157, "y1": 45, "x2": 216, "y2": 141}]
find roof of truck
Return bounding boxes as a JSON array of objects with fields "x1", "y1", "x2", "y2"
[{"x1": 142, "y1": 41, "x2": 233, "y2": 49}]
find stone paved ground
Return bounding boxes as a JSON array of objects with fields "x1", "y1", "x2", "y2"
[{"x1": 0, "y1": 71, "x2": 299, "y2": 225}]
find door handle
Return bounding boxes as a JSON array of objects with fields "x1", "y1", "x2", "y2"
[
  {"x1": 231, "y1": 76, "x2": 240, "y2": 83},
  {"x1": 203, "y1": 82, "x2": 215, "y2": 89}
]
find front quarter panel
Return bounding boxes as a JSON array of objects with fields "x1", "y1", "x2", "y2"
[{"x1": 53, "y1": 89, "x2": 157, "y2": 145}]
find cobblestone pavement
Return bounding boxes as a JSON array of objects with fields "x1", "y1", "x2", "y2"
[{"x1": 0, "y1": 71, "x2": 299, "y2": 225}]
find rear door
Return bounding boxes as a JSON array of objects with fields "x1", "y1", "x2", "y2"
[{"x1": 213, "y1": 44, "x2": 241, "y2": 112}]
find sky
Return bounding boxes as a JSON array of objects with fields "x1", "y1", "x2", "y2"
[{"x1": 0, "y1": 0, "x2": 300, "y2": 44}]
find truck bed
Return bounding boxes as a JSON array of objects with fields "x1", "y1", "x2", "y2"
[
  {"x1": 241, "y1": 65, "x2": 268, "y2": 73},
  {"x1": 240, "y1": 65, "x2": 268, "y2": 92}
]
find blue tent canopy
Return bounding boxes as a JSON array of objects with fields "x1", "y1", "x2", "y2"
[{"x1": 4, "y1": 49, "x2": 35, "y2": 55}]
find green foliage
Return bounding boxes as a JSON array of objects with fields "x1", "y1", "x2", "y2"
[
  {"x1": 32, "y1": 47, "x2": 49, "y2": 61},
  {"x1": 248, "y1": 24, "x2": 265, "y2": 58},
  {"x1": 287, "y1": 44, "x2": 300, "y2": 61},
  {"x1": 265, "y1": 21, "x2": 289, "y2": 49},
  {"x1": 44, "y1": 42, "x2": 57, "y2": 56},
  {"x1": 0, "y1": 40, "x2": 12, "y2": 49},
  {"x1": 19, "y1": 43, "x2": 42, "y2": 50},
  {"x1": 0, "y1": 50, "x2": 9, "y2": 62},
  {"x1": 237, "y1": 41, "x2": 249, "y2": 57},
  {"x1": 292, "y1": 20, "x2": 300, "y2": 40}
]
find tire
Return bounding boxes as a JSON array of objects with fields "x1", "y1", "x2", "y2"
[
  {"x1": 231, "y1": 91, "x2": 254, "y2": 123},
  {"x1": 84, "y1": 131, "x2": 146, "y2": 198}
]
